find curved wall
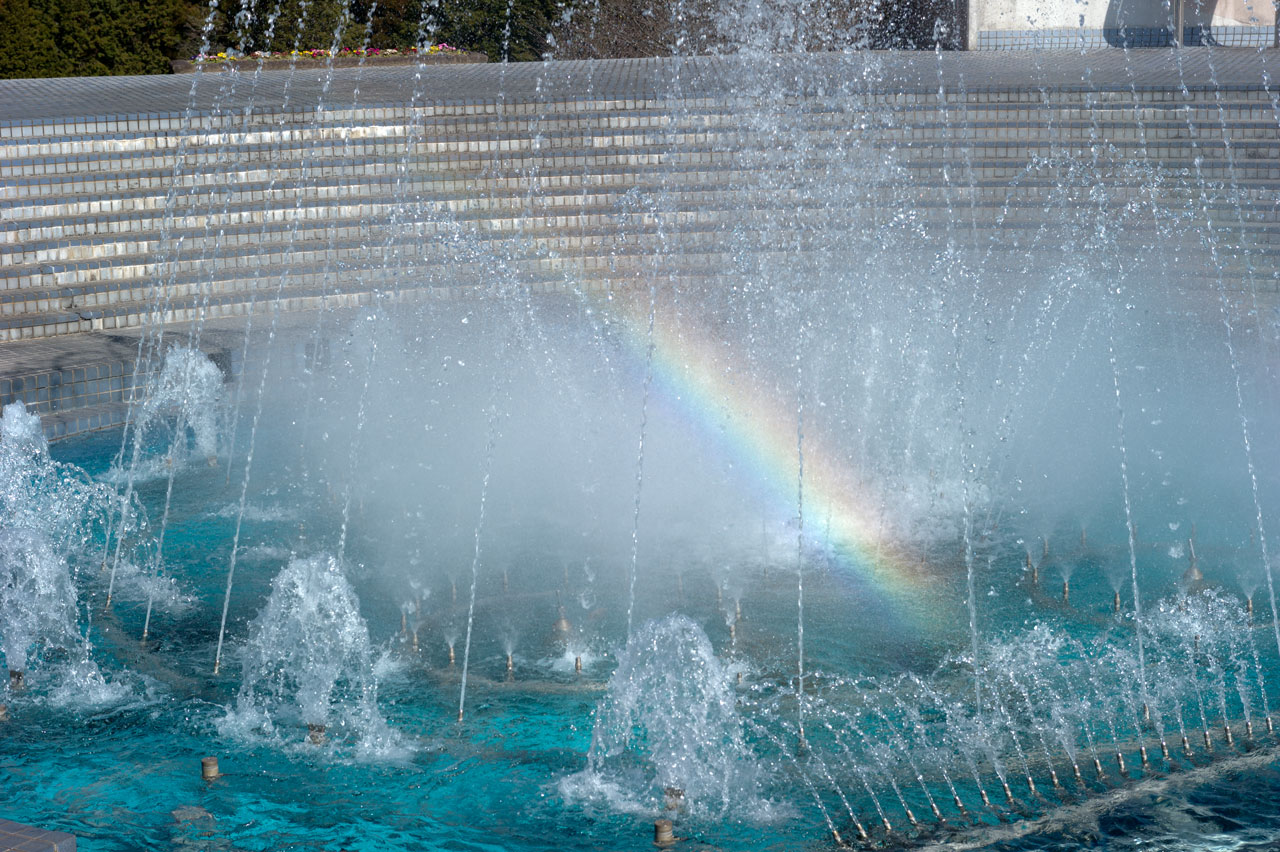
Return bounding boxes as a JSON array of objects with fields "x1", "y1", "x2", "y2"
[{"x1": 1, "y1": 51, "x2": 1279, "y2": 433}]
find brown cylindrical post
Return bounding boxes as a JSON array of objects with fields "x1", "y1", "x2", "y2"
[
  {"x1": 654, "y1": 819, "x2": 675, "y2": 846},
  {"x1": 201, "y1": 756, "x2": 220, "y2": 780},
  {"x1": 574, "y1": 656, "x2": 583, "y2": 673}
]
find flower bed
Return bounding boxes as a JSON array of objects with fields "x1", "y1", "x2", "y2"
[{"x1": 171, "y1": 45, "x2": 486, "y2": 73}]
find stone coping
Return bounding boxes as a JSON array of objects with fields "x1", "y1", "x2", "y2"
[
  {"x1": 0, "y1": 817, "x2": 75, "y2": 852},
  {"x1": 2, "y1": 49, "x2": 1279, "y2": 126}
]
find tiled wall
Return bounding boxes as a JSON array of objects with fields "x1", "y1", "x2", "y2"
[
  {"x1": 978, "y1": 25, "x2": 1275, "y2": 49},
  {"x1": 2, "y1": 58, "x2": 1279, "y2": 437}
]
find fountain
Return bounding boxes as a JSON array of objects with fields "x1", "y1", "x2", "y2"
[{"x1": 2, "y1": 0, "x2": 1280, "y2": 848}]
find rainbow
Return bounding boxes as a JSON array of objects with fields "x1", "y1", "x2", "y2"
[{"x1": 604, "y1": 287, "x2": 939, "y2": 623}]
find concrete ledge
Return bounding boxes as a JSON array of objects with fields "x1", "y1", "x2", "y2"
[{"x1": 0, "y1": 817, "x2": 75, "y2": 852}]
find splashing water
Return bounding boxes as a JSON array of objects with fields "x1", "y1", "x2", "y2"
[
  {"x1": 0, "y1": 403, "x2": 111, "y2": 679},
  {"x1": 563, "y1": 615, "x2": 775, "y2": 820},
  {"x1": 219, "y1": 553, "x2": 406, "y2": 758}
]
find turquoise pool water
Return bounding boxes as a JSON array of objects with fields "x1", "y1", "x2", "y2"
[{"x1": 2, "y1": 416, "x2": 1280, "y2": 852}]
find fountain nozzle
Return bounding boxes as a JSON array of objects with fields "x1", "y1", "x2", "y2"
[
  {"x1": 553, "y1": 607, "x2": 572, "y2": 636},
  {"x1": 506, "y1": 652, "x2": 514, "y2": 674},
  {"x1": 8, "y1": 670, "x2": 23, "y2": 691},
  {"x1": 654, "y1": 819, "x2": 675, "y2": 846},
  {"x1": 574, "y1": 655, "x2": 582, "y2": 673},
  {"x1": 448, "y1": 644, "x2": 455, "y2": 666},
  {"x1": 1114, "y1": 591, "x2": 1121, "y2": 613},
  {"x1": 201, "y1": 756, "x2": 220, "y2": 780},
  {"x1": 1062, "y1": 580, "x2": 1070, "y2": 606},
  {"x1": 663, "y1": 787, "x2": 684, "y2": 811},
  {"x1": 307, "y1": 723, "x2": 326, "y2": 745}
]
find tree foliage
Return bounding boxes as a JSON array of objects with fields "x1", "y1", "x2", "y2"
[
  {"x1": 1, "y1": 0, "x2": 962, "y2": 79},
  {"x1": 0, "y1": 0, "x2": 191, "y2": 78}
]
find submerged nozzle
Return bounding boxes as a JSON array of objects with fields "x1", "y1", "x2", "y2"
[
  {"x1": 905, "y1": 807, "x2": 918, "y2": 826},
  {"x1": 1001, "y1": 781, "x2": 1013, "y2": 803},
  {"x1": 1203, "y1": 729, "x2": 1213, "y2": 751},
  {"x1": 1072, "y1": 763, "x2": 1084, "y2": 784},
  {"x1": 1182, "y1": 734, "x2": 1192, "y2": 755},
  {"x1": 553, "y1": 607, "x2": 572, "y2": 636},
  {"x1": 201, "y1": 756, "x2": 220, "y2": 780},
  {"x1": 1224, "y1": 724, "x2": 1234, "y2": 747},
  {"x1": 1115, "y1": 751, "x2": 1126, "y2": 774},
  {"x1": 1161, "y1": 740, "x2": 1170, "y2": 760},
  {"x1": 654, "y1": 819, "x2": 675, "y2": 846},
  {"x1": 1049, "y1": 768, "x2": 1061, "y2": 789},
  {"x1": 1093, "y1": 757, "x2": 1105, "y2": 779},
  {"x1": 1140, "y1": 745, "x2": 1149, "y2": 767}
]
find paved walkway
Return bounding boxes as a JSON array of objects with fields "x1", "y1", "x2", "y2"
[{"x1": 2, "y1": 48, "x2": 1279, "y2": 124}]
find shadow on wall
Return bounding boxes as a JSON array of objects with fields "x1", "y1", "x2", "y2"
[{"x1": 1103, "y1": 0, "x2": 1254, "y2": 45}]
